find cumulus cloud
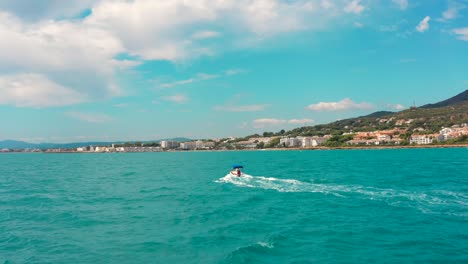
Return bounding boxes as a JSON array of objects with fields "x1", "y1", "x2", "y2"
[
  {"x1": 214, "y1": 104, "x2": 269, "y2": 112},
  {"x1": 0, "y1": 10, "x2": 129, "y2": 106},
  {"x1": 65, "y1": 111, "x2": 113, "y2": 123},
  {"x1": 386, "y1": 103, "x2": 406, "y2": 110},
  {"x1": 0, "y1": 73, "x2": 86, "y2": 107},
  {"x1": 0, "y1": 0, "x2": 375, "y2": 108},
  {"x1": 306, "y1": 98, "x2": 374, "y2": 111},
  {"x1": 392, "y1": 0, "x2": 408, "y2": 10},
  {"x1": 453, "y1": 27, "x2": 468, "y2": 41},
  {"x1": 161, "y1": 94, "x2": 188, "y2": 104},
  {"x1": 344, "y1": 0, "x2": 365, "y2": 14},
  {"x1": 416, "y1": 16, "x2": 430, "y2": 33},
  {"x1": 253, "y1": 118, "x2": 313, "y2": 128}
]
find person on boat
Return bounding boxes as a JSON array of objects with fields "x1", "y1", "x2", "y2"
[{"x1": 236, "y1": 168, "x2": 241, "y2": 177}]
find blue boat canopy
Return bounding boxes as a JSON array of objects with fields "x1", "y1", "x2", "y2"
[{"x1": 232, "y1": 164, "x2": 243, "y2": 169}]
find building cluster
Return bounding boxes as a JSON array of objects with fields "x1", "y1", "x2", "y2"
[
  {"x1": 3, "y1": 123, "x2": 467, "y2": 153},
  {"x1": 78, "y1": 144, "x2": 163, "y2": 153},
  {"x1": 72, "y1": 140, "x2": 217, "y2": 153},
  {"x1": 156, "y1": 140, "x2": 215, "y2": 150},
  {"x1": 409, "y1": 124, "x2": 468, "y2": 145},
  {"x1": 235, "y1": 137, "x2": 273, "y2": 149},
  {"x1": 279, "y1": 136, "x2": 329, "y2": 148},
  {"x1": 347, "y1": 129, "x2": 404, "y2": 145}
]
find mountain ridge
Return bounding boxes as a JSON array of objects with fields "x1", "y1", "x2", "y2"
[
  {"x1": 420, "y1": 90, "x2": 468, "y2": 109},
  {"x1": 281, "y1": 89, "x2": 468, "y2": 137}
]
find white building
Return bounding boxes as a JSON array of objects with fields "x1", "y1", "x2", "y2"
[
  {"x1": 94, "y1": 146, "x2": 108, "y2": 152},
  {"x1": 439, "y1": 128, "x2": 454, "y2": 141},
  {"x1": 161, "y1": 140, "x2": 179, "y2": 149},
  {"x1": 280, "y1": 137, "x2": 301, "y2": 147},
  {"x1": 120, "y1": 146, "x2": 162, "y2": 152},
  {"x1": 76, "y1": 147, "x2": 86, "y2": 152},
  {"x1": 180, "y1": 141, "x2": 197, "y2": 150},
  {"x1": 410, "y1": 134, "x2": 437, "y2": 145},
  {"x1": 202, "y1": 141, "x2": 215, "y2": 149},
  {"x1": 377, "y1": 134, "x2": 392, "y2": 141}
]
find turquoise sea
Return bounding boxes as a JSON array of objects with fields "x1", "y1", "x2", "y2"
[{"x1": 1, "y1": 148, "x2": 467, "y2": 263}]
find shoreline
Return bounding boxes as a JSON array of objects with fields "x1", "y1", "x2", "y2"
[{"x1": 2, "y1": 143, "x2": 466, "y2": 153}]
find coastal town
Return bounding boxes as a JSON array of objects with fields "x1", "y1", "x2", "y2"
[{"x1": 2, "y1": 120, "x2": 467, "y2": 153}]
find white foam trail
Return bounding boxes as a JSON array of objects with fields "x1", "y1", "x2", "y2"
[
  {"x1": 257, "y1": 242, "x2": 274, "y2": 249},
  {"x1": 216, "y1": 174, "x2": 468, "y2": 217}
]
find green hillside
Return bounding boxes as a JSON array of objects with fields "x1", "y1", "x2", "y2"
[{"x1": 259, "y1": 90, "x2": 468, "y2": 138}]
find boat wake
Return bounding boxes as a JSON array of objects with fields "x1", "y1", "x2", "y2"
[{"x1": 216, "y1": 174, "x2": 468, "y2": 217}]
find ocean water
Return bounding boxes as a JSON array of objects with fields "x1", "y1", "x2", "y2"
[{"x1": 0, "y1": 148, "x2": 467, "y2": 263}]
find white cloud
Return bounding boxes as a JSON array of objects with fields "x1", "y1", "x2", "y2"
[
  {"x1": 214, "y1": 104, "x2": 269, "y2": 112},
  {"x1": 353, "y1": 22, "x2": 363, "y2": 28},
  {"x1": 159, "y1": 69, "x2": 245, "y2": 88},
  {"x1": 253, "y1": 118, "x2": 313, "y2": 128},
  {"x1": 306, "y1": 98, "x2": 374, "y2": 111},
  {"x1": 453, "y1": 27, "x2": 468, "y2": 41},
  {"x1": 392, "y1": 0, "x2": 408, "y2": 10},
  {"x1": 66, "y1": 111, "x2": 113, "y2": 123},
  {"x1": 387, "y1": 103, "x2": 405, "y2": 110},
  {"x1": 83, "y1": 0, "x2": 329, "y2": 61},
  {"x1": 344, "y1": 0, "x2": 365, "y2": 14},
  {"x1": 0, "y1": 0, "x2": 390, "y2": 109},
  {"x1": 288, "y1": 118, "x2": 314, "y2": 125},
  {"x1": 160, "y1": 78, "x2": 195, "y2": 89},
  {"x1": 192, "y1": 30, "x2": 221, "y2": 40},
  {"x1": 443, "y1": 8, "x2": 458, "y2": 20},
  {"x1": 0, "y1": 10, "x2": 129, "y2": 104},
  {"x1": 161, "y1": 94, "x2": 188, "y2": 104},
  {"x1": 159, "y1": 72, "x2": 219, "y2": 89},
  {"x1": 416, "y1": 16, "x2": 430, "y2": 33},
  {"x1": 441, "y1": 2, "x2": 465, "y2": 21},
  {"x1": 225, "y1": 69, "x2": 247, "y2": 76},
  {"x1": 379, "y1": 24, "x2": 399, "y2": 32},
  {"x1": 0, "y1": 73, "x2": 86, "y2": 107},
  {"x1": 321, "y1": 0, "x2": 334, "y2": 9}
]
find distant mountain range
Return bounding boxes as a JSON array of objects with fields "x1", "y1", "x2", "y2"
[{"x1": 0, "y1": 138, "x2": 191, "y2": 150}]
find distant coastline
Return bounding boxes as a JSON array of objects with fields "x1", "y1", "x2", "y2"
[{"x1": 3, "y1": 143, "x2": 465, "y2": 154}]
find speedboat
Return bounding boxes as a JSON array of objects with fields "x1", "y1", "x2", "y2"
[{"x1": 230, "y1": 164, "x2": 243, "y2": 177}]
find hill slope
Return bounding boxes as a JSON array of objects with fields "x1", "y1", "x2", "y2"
[
  {"x1": 420, "y1": 90, "x2": 468, "y2": 109},
  {"x1": 284, "y1": 90, "x2": 468, "y2": 137}
]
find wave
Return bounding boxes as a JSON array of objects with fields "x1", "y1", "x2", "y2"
[{"x1": 216, "y1": 174, "x2": 468, "y2": 217}]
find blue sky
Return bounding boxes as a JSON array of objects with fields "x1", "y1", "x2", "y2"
[{"x1": 0, "y1": 0, "x2": 467, "y2": 143}]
